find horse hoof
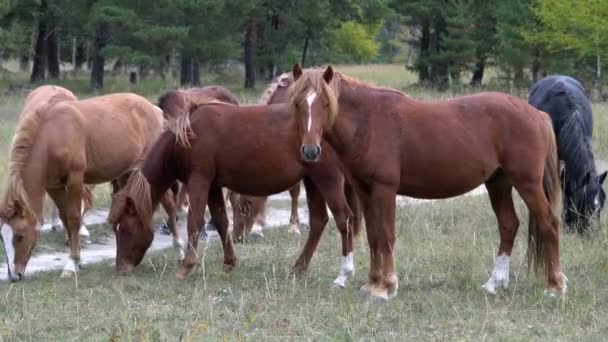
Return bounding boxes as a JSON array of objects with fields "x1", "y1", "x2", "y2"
[
  {"x1": 176, "y1": 263, "x2": 196, "y2": 279},
  {"x1": 481, "y1": 282, "x2": 497, "y2": 296},
  {"x1": 60, "y1": 270, "x2": 76, "y2": 278}
]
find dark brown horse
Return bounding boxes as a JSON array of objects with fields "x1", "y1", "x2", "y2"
[
  {"x1": 110, "y1": 98, "x2": 362, "y2": 288},
  {"x1": 287, "y1": 65, "x2": 566, "y2": 301}
]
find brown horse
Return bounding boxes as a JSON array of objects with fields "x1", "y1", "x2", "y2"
[
  {"x1": 231, "y1": 73, "x2": 305, "y2": 239},
  {"x1": 287, "y1": 65, "x2": 567, "y2": 301},
  {"x1": 110, "y1": 98, "x2": 362, "y2": 288},
  {"x1": 0, "y1": 92, "x2": 182, "y2": 281},
  {"x1": 158, "y1": 84, "x2": 305, "y2": 239}
]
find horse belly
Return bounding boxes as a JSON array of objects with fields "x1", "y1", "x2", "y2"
[{"x1": 398, "y1": 159, "x2": 497, "y2": 200}]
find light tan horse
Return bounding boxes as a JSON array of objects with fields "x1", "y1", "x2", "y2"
[
  {"x1": 0, "y1": 91, "x2": 183, "y2": 281},
  {"x1": 21, "y1": 86, "x2": 95, "y2": 244}
]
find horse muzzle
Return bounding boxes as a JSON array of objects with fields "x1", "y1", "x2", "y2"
[{"x1": 301, "y1": 144, "x2": 322, "y2": 162}]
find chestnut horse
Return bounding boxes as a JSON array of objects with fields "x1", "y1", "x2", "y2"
[
  {"x1": 231, "y1": 73, "x2": 304, "y2": 239},
  {"x1": 110, "y1": 99, "x2": 362, "y2": 288},
  {"x1": 0, "y1": 92, "x2": 182, "y2": 281},
  {"x1": 288, "y1": 65, "x2": 566, "y2": 301}
]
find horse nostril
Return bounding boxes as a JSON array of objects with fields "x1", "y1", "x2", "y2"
[
  {"x1": 301, "y1": 145, "x2": 306, "y2": 156},
  {"x1": 315, "y1": 145, "x2": 322, "y2": 156}
]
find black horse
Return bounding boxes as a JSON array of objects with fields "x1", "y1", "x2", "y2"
[{"x1": 529, "y1": 75, "x2": 607, "y2": 233}]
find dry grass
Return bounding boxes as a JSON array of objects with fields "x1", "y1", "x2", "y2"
[{"x1": 0, "y1": 196, "x2": 607, "y2": 340}]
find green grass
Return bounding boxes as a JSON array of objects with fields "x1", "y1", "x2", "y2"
[{"x1": 0, "y1": 196, "x2": 607, "y2": 340}]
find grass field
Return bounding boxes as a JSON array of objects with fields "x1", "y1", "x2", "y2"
[{"x1": 1, "y1": 64, "x2": 608, "y2": 340}]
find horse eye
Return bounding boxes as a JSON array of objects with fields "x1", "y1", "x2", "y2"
[{"x1": 15, "y1": 234, "x2": 24, "y2": 243}]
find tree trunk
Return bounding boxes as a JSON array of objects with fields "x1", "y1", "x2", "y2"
[
  {"x1": 531, "y1": 48, "x2": 541, "y2": 83},
  {"x1": 417, "y1": 20, "x2": 430, "y2": 84},
  {"x1": 180, "y1": 54, "x2": 192, "y2": 86},
  {"x1": 244, "y1": 18, "x2": 256, "y2": 89},
  {"x1": 592, "y1": 50, "x2": 602, "y2": 101},
  {"x1": 90, "y1": 22, "x2": 109, "y2": 91},
  {"x1": 192, "y1": 58, "x2": 200, "y2": 86},
  {"x1": 138, "y1": 64, "x2": 148, "y2": 81},
  {"x1": 300, "y1": 36, "x2": 310, "y2": 68},
  {"x1": 75, "y1": 40, "x2": 85, "y2": 71},
  {"x1": 513, "y1": 67, "x2": 524, "y2": 87},
  {"x1": 30, "y1": 0, "x2": 48, "y2": 83},
  {"x1": 46, "y1": 26, "x2": 60, "y2": 79},
  {"x1": 470, "y1": 57, "x2": 485, "y2": 86},
  {"x1": 19, "y1": 53, "x2": 29, "y2": 72}
]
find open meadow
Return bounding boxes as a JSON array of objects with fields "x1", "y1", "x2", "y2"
[{"x1": 1, "y1": 64, "x2": 608, "y2": 340}]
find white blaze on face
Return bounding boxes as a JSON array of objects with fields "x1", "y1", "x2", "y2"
[
  {"x1": 481, "y1": 253, "x2": 510, "y2": 295},
  {"x1": 306, "y1": 91, "x2": 317, "y2": 133},
  {"x1": 1, "y1": 223, "x2": 16, "y2": 279}
]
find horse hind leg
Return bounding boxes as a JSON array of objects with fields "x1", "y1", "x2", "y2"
[
  {"x1": 482, "y1": 173, "x2": 519, "y2": 295},
  {"x1": 288, "y1": 183, "x2": 301, "y2": 235}
]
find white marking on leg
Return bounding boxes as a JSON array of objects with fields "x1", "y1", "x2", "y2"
[
  {"x1": 173, "y1": 238, "x2": 185, "y2": 260},
  {"x1": 1, "y1": 223, "x2": 17, "y2": 281},
  {"x1": 79, "y1": 225, "x2": 91, "y2": 244},
  {"x1": 288, "y1": 222, "x2": 301, "y2": 235},
  {"x1": 333, "y1": 252, "x2": 354, "y2": 288},
  {"x1": 60, "y1": 258, "x2": 79, "y2": 278},
  {"x1": 482, "y1": 253, "x2": 510, "y2": 295},
  {"x1": 306, "y1": 91, "x2": 317, "y2": 133},
  {"x1": 250, "y1": 223, "x2": 264, "y2": 238}
]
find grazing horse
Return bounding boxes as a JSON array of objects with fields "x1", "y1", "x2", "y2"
[
  {"x1": 529, "y1": 75, "x2": 607, "y2": 233},
  {"x1": 17, "y1": 86, "x2": 94, "y2": 244},
  {"x1": 288, "y1": 65, "x2": 566, "y2": 301},
  {"x1": 0, "y1": 92, "x2": 182, "y2": 281},
  {"x1": 109, "y1": 99, "x2": 362, "y2": 288}
]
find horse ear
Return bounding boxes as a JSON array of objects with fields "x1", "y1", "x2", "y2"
[
  {"x1": 292, "y1": 64, "x2": 303, "y2": 80},
  {"x1": 323, "y1": 66, "x2": 334, "y2": 83},
  {"x1": 600, "y1": 171, "x2": 607, "y2": 185},
  {"x1": 584, "y1": 172, "x2": 591, "y2": 185}
]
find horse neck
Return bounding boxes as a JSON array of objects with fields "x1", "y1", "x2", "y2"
[
  {"x1": 21, "y1": 146, "x2": 48, "y2": 221},
  {"x1": 559, "y1": 119, "x2": 597, "y2": 189},
  {"x1": 328, "y1": 83, "x2": 406, "y2": 157},
  {"x1": 140, "y1": 133, "x2": 180, "y2": 205}
]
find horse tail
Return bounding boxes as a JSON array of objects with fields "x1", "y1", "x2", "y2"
[
  {"x1": 528, "y1": 111, "x2": 561, "y2": 275},
  {"x1": 344, "y1": 182, "x2": 363, "y2": 238}
]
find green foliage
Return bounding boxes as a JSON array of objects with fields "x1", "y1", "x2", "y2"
[
  {"x1": 530, "y1": 0, "x2": 608, "y2": 58},
  {"x1": 333, "y1": 21, "x2": 381, "y2": 63}
]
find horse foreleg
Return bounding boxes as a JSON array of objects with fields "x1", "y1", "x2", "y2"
[
  {"x1": 293, "y1": 178, "x2": 329, "y2": 278},
  {"x1": 49, "y1": 173, "x2": 85, "y2": 279},
  {"x1": 208, "y1": 186, "x2": 237, "y2": 271},
  {"x1": 359, "y1": 184, "x2": 398, "y2": 302},
  {"x1": 482, "y1": 175, "x2": 519, "y2": 295},
  {"x1": 316, "y1": 179, "x2": 355, "y2": 288},
  {"x1": 160, "y1": 190, "x2": 184, "y2": 262},
  {"x1": 288, "y1": 182, "x2": 301, "y2": 235},
  {"x1": 176, "y1": 176, "x2": 209, "y2": 279}
]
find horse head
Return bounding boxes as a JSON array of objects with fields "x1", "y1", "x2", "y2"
[
  {"x1": 287, "y1": 64, "x2": 339, "y2": 163},
  {"x1": 0, "y1": 199, "x2": 39, "y2": 282},
  {"x1": 565, "y1": 170, "x2": 607, "y2": 232},
  {"x1": 108, "y1": 173, "x2": 154, "y2": 273}
]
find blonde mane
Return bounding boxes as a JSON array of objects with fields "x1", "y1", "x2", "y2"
[
  {"x1": 286, "y1": 68, "x2": 409, "y2": 129},
  {"x1": 1, "y1": 92, "x2": 76, "y2": 221},
  {"x1": 257, "y1": 72, "x2": 292, "y2": 105},
  {"x1": 286, "y1": 70, "x2": 341, "y2": 128},
  {"x1": 108, "y1": 169, "x2": 154, "y2": 231},
  {"x1": 167, "y1": 98, "x2": 229, "y2": 149}
]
